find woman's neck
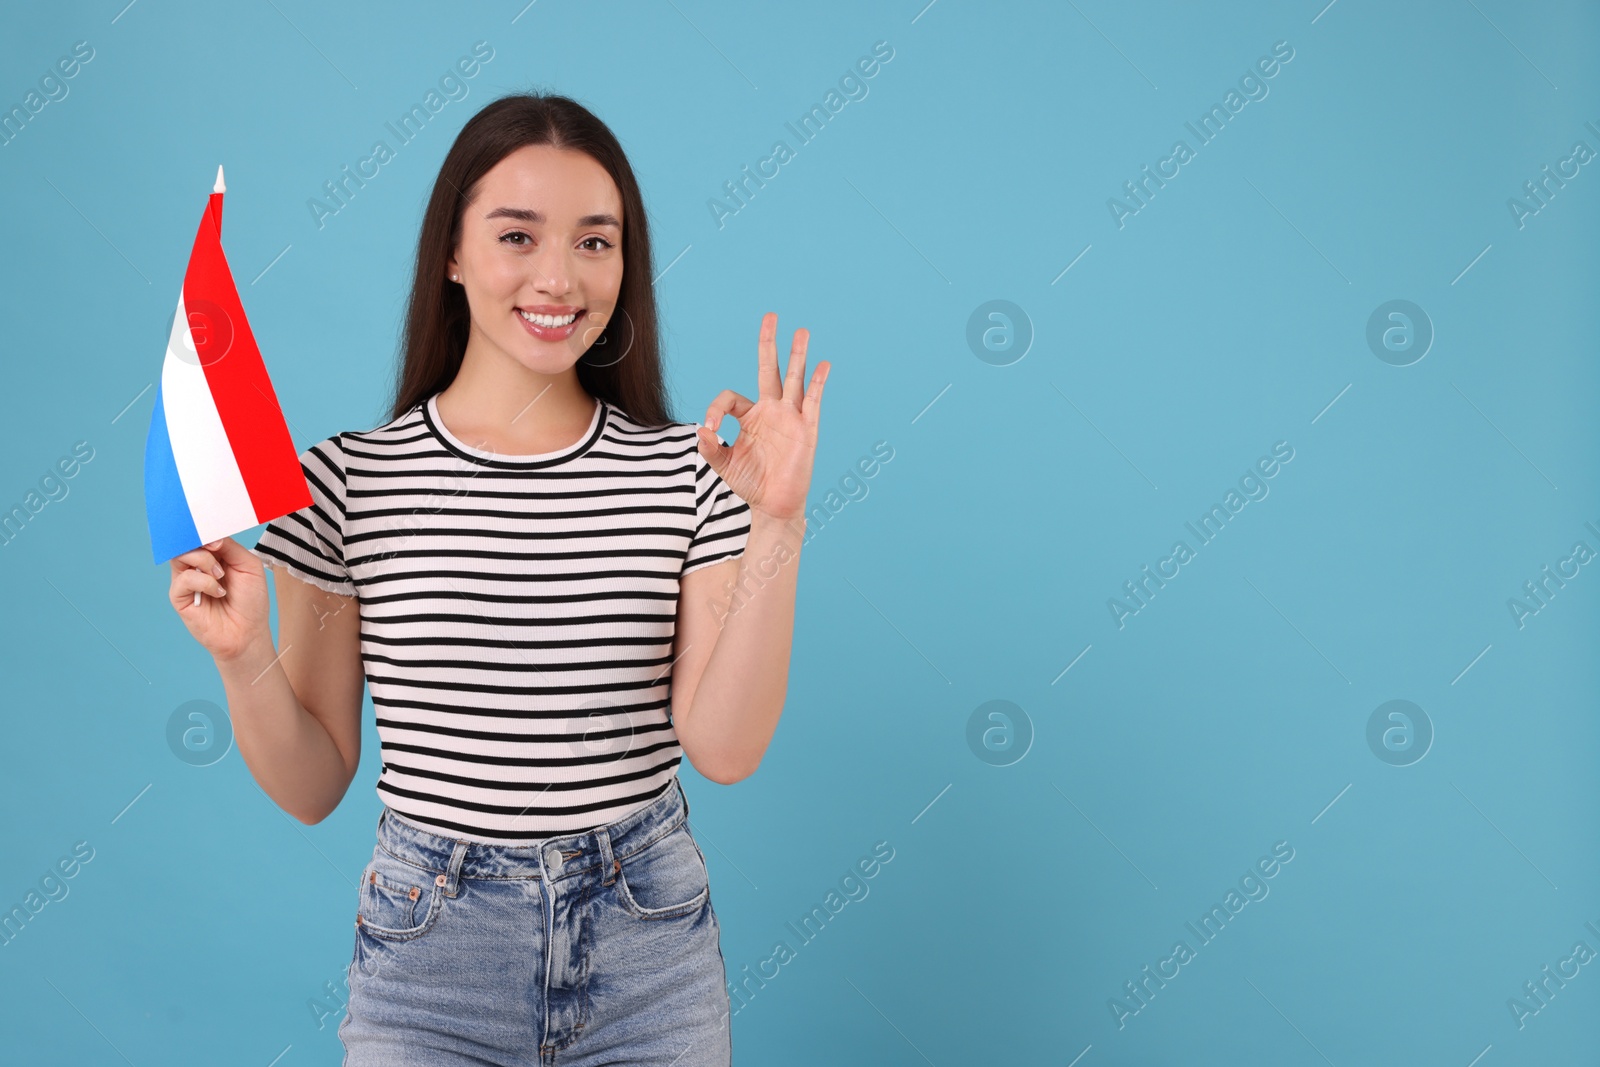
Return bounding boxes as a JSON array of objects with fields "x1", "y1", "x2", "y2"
[{"x1": 434, "y1": 364, "x2": 597, "y2": 457}]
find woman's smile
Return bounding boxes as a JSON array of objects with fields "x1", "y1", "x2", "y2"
[{"x1": 515, "y1": 304, "x2": 584, "y2": 341}]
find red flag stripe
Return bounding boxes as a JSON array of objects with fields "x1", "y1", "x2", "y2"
[{"x1": 183, "y1": 193, "x2": 311, "y2": 524}]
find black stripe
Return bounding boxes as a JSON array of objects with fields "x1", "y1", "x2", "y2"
[
  {"x1": 371, "y1": 694, "x2": 671, "y2": 719},
  {"x1": 380, "y1": 737, "x2": 681, "y2": 774}
]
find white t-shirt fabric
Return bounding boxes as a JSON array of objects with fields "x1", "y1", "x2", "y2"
[{"x1": 249, "y1": 391, "x2": 751, "y2": 842}]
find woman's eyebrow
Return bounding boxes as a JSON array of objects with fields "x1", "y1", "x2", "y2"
[{"x1": 484, "y1": 206, "x2": 621, "y2": 228}]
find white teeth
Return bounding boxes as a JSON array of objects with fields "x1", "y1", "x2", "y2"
[{"x1": 519, "y1": 309, "x2": 578, "y2": 327}]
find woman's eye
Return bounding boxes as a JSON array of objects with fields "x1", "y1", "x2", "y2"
[
  {"x1": 581, "y1": 236, "x2": 614, "y2": 252},
  {"x1": 500, "y1": 232, "x2": 530, "y2": 246}
]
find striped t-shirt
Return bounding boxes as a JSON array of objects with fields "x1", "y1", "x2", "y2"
[{"x1": 249, "y1": 391, "x2": 751, "y2": 842}]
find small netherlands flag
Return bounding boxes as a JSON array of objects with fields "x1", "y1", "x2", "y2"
[{"x1": 144, "y1": 166, "x2": 310, "y2": 577}]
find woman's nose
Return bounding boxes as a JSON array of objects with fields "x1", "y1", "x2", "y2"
[{"x1": 530, "y1": 249, "x2": 574, "y2": 293}]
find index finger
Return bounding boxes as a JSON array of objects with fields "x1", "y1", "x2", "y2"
[{"x1": 170, "y1": 545, "x2": 223, "y2": 576}]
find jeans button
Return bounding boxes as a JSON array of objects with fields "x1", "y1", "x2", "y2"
[{"x1": 546, "y1": 847, "x2": 564, "y2": 873}]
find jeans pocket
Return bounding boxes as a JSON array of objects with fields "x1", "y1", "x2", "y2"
[
  {"x1": 356, "y1": 845, "x2": 445, "y2": 942},
  {"x1": 614, "y1": 821, "x2": 711, "y2": 921}
]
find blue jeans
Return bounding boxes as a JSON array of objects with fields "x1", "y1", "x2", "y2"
[{"x1": 339, "y1": 777, "x2": 733, "y2": 1065}]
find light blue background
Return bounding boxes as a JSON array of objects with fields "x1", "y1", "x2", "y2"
[{"x1": 1, "y1": 1, "x2": 1596, "y2": 1063}]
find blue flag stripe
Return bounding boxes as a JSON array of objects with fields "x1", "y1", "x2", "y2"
[{"x1": 144, "y1": 381, "x2": 201, "y2": 563}]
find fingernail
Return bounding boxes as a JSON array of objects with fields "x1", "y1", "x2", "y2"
[
  {"x1": 218, "y1": 585, "x2": 227, "y2": 596},
  {"x1": 213, "y1": 565, "x2": 225, "y2": 579},
  {"x1": 206, "y1": 540, "x2": 222, "y2": 549}
]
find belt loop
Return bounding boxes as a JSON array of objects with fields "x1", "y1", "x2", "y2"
[
  {"x1": 444, "y1": 841, "x2": 468, "y2": 896},
  {"x1": 598, "y1": 827, "x2": 617, "y2": 886},
  {"x1": 678, "y1": 776, "x2": 690, "y2": 818}
]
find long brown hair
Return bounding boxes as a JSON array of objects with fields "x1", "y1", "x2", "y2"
[{"x1": 385, "y1": 92, "x2": 672, "y2": 428}]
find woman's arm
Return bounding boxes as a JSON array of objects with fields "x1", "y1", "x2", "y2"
[
  {"x1": 217, "y1": 559, "x2": 366, "y2": 824},
  {"x1": 671, "y1": 311, "x2": 827, "y2": 783},
  {"x1": 670, "y1": 510, "x2": 806, "y2": 784}
]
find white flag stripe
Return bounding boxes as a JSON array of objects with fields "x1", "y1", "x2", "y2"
[{"x1": 161, "y1": 291, "x2": 257, "y2": 542}]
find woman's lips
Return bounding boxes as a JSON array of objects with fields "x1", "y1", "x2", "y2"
[{"x1": 515, "y1": 308, "x2": 583, "y2": 342}]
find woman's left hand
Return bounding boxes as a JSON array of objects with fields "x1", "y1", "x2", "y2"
[{"x1": 696, "y1": 312, "x2": 830, "y2": 523}]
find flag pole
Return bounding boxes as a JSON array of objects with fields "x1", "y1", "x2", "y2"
[
  {"x1": 194, "y1": 164, "x2": 227, "y2": 608},
  {"x1": 209, "y1": 165, "x2": 224, "y2": 234}
]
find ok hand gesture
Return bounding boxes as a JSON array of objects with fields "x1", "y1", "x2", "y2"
[{"x1": 695, "y1": 312, "x2": 830, "y2": 523}]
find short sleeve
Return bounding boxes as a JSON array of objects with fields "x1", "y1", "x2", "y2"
[
  {"x1": 682, "y1": 430, "x2": 751, "y2": 577},
  {"x1": 250, "y1": 434, "x2": 356, "y2": 597}
]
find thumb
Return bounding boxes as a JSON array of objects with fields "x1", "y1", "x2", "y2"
[
  {"x1": 207, "y1": 536, "x2": 258, "y2": 571},
  {"x1": 696, "y1": 424, "x2": 730, "y2": 476}
]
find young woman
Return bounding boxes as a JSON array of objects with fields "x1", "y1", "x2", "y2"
[{"x1": 166, "y1": 92, "x2": 828, "y2": 1065}]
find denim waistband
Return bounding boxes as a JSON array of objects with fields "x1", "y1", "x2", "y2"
[{"x1": 373, "y1": 778, "x2": 691, "y2": 889}]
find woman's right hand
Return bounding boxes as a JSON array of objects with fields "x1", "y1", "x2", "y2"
[{"x1": 168, "y1": 536, "x2": 272, "y2": 663}]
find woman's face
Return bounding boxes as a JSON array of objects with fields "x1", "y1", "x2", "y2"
[{"x1": 447, "y1": 144, "x2": 625, "y2": 374}]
